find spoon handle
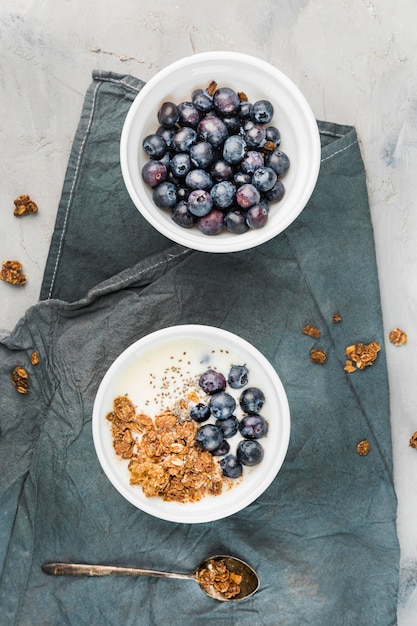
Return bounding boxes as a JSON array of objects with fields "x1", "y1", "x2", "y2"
[{"x1": 42, "y1": 562, "x2": 193, "y2": 581}]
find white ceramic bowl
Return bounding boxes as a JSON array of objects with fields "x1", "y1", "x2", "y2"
[
  {"x1": 120, "y1": 51, "x2": 320, "y2": 253},
  {"x1": 92, "y1": 325, "x2": 290, "y2": 523}
]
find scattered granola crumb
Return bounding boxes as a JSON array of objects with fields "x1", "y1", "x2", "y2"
[
  {"x1": 332, "y1": 313, "x2": 342, "y2": 323},
  {"x1": 31, "y1": 351, "x2": 40, "y2": 365},
  {"x1": 206, "y1": 80, "x2": 218, "y2": 97},
  {"x1": 302, "y1": 325, "x2": 321, "y2": 339},
  {"x1": 344, "y1": 341, "x2": 381, "y2": 371},
  {"x1": 263, "y1": 140, "x2": 276, "y2": 151},
  {"x1": 389, "y1": 328, "x2": 407, "y2": 347},
  {"x1": 409, "y1": 432, "x2": 417, "y2": 449},
  {"x1": 0, "y1": 260, "x2": 27, "y2": 286},
  {"x1": 356, "y1": 440, "x2": 370, "y2": 456},
  {"x1": 310, "y1": 348, "x2": 327, "y2": 364},
  {"x1": 197, "y1": 558, "x2": 242, "y2": 599},
  {"x1": 11, "y1": 366, "x2": 29, "y2": 394},
  {"x1": 343, "y1": 360, "x2": 356, "y2": 373},
  {"x1": 13, "y1": 194, "x2": 38, "y2": 217}
]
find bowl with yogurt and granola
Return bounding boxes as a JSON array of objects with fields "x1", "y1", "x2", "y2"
[{"x1": 92, "y1": 324, "x2": 290, "y2": 523}]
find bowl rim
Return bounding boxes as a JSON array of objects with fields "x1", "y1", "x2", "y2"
[
  {"x1": 92, "y1": 323, "x2": 291, "y2": 523},
  {"x1": 120, "y1": 51, "x2": 321, "y2": 253}
]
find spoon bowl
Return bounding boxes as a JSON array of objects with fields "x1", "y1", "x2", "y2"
[{"x1": 42, "y1": 554, "x2": 259, "y2": 602}]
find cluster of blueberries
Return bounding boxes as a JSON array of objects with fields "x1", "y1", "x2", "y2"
[
  {"x1": 191, "y1": 365, "x2": 268, "y2": 478},
  {"x1": 141, "y1": 83, "x2": 290, "y2": 235}
]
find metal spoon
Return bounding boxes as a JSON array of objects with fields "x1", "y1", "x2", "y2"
[{"x1": 42, "y1": 554, "x2": 259, "y2": 602}]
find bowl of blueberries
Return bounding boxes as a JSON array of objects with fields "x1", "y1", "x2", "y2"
[
  {"x1": 92, "y1": 324, "x2": 290, "y2": 523},
  {"x1": 120, "y1": 51, "x2": 321, "y2": 253}
]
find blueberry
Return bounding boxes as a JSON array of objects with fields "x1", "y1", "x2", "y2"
[
  {"x1": 187, "y1": 189, "x2": 213, "y2": 217},
  {"x1": 251, "y1": 99, "x2": 274, "y2": 124},
  {"x1": 264, "y1": 179, "x2": 285, "y2": 203},
  {"x1": 156, "y1": 125, "x2": 176, "y2": 149},
  {"x1": 142, "y1": 133, "x2": 167, "y2": 160},
  {"x1": 191, "y1": 88, "x2": 213, "y2": 113},
  {"x1": 190, "y1": 141, "x2": 215, "y2": 169},
  {"x1": 241, "y1": 150, "x2": 264, "y2": 175},
  {"x1": 171, "y1": 201, "x2": 195, "y2": 229},
  {"x1": 197, "y1": 210, "x2": 224, "y2": 235},
  {"x1": 166, "y1": 170, "x2": 181, "y2": 186},
  {"x1": 172, "y1": 127, "x2": 197, "y2": 152},
  {"x1": 246, "y1": 203, "x2": 269, "y2": 229},
  {"x1": 235, "y1": 183, "x2": 261, "y2": 209},
  {"x1": 197, "y1": 115, "x2": 228, "y2": 148},
  {"x1": 222, "y1": 115, "x2": 241, "y2": 135},
  {"x1": 224, "y1": 210, "x2": 249, "y2": 234},
  {"x1": 209, "y1": 391, "x2": 236, "y2": 420},
  {"x1": 185, "y1": 169, "x2": 213, "y2": 191},
  {"x1": 210, "y1": 181, "x2": 236, "y2": 209},
  {"x1": 210, "y1": 439, "x2": 230, "y2": 456},
  {"x1": 210, "y1": 159, "x2": 234, "y2": 182},
  {"x1": 236, "y1": 440, "x2": 264, "y2": 466},
  {"x1": 141, "y1": 160, "x2": 167, "y2": 187},
  {"x1": 169, "y1": 152, "x2": 192, "y2": 178},
  {"x1": 215, "y1": 415, "x2": 239, "y2": 439},
  {"x1": 178, "y1": 101, "x2": 202, "y2": 128},
  {"x1": 195, "y1": 424, "x2": 224, "y2": 452},
  {"x1": 251, "y1": 166, "x2": 277, "y2": 192},
  {"x1": 233, "y1": 171, "x2": 252, "y2": 187},
  {"x1": 237, "y1": 100, "x2": 253, "y2": 120},
  {"x1": 265, "y1": 125, "x2": 281, "y2": 147},
  {"x1": 238, "y1": 414, "x2": 269, "y2": 439},
  {"x1": 158, "y1": 101, "x2": 179, "y2": 128},
  {"x1": 227, "y1": 364, "x2": 249, "y2": 389},
  {"x1": 176, "y1": 186, "x2": 190, "y2": 202},
  {"x1": 223, "y1": 135, "x2": 246, "y2": 165},
  {"x1": 199, "y1": 369, "x2": 226, "y2": 394},
  {"x1": 220, "y1": 454, "x2": 243, "y2": 478},
  {"x1": 152, "y1": 181, "x2": 178, "y2": 210},
  {"x1": 157, "y1": 152, "x2": 171, "y2": 169},
  {"x1": 190, "y1": 403, "x2": 211, "y2": 422},
  {"x1": 265, "y1": 149, "x2": 290, "y2": 176},
  {"x1": 213, "y1": 87, "x2": 240, "y2": 116},
  {"x1": 242, "y1": 121, "x2": 266, "y2": 149},
  {"x1": 239, "y1": 387, "x2": 265, "y2": 414}
]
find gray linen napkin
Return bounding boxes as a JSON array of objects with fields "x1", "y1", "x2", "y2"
[{"x1": 0, "y1": 71, "x2": 399, "y2": 625}]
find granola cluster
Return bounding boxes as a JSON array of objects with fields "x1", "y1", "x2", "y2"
[
  {"x1": 389, "y1": 328, "x2": 407, "y2": 347},
  {"x1": 197, "y1": 558, "x2": 242, "y2": 599},
  {"x1": 13, "y1": 194, "x2": 38, "y2": 217},
  {"x1": 310, "y1": 348, "x2": 327, "y2": 364},
  {"x1": 0, "y1": 260, "x2": 26, "y2": 286},
  {"x1": 31, "y1": 351, "x2": 40, "y2": 365},
  {"x1": 302, "y1": 325, "x2": 321, "y2": 339},
  {"x1": 409, "y1": 432, "x2": 417, "y2": 449},
  {"x1": 11, "y1": 366, "x2": 29, "y2": 394},
  {"x1": 344, "y1": 341, "x2": 381, "y2": 372},
  {"x1": 106, "y1": 395, "x2": 224, "y2": 503},
  {"x1": 356, "y1": 439, "x2": 371, "y2": 456}
]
